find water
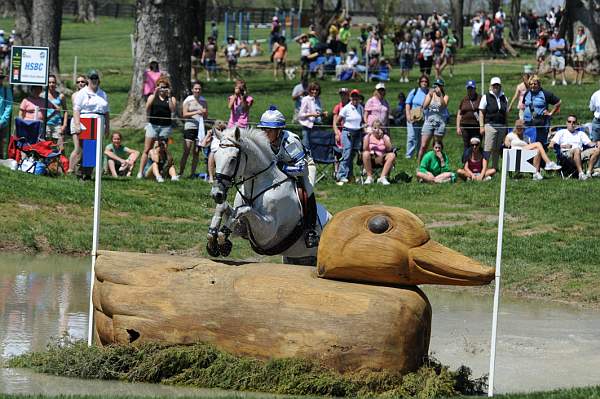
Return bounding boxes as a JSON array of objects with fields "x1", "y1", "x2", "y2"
[{"x1": 1, "y1": 253, "x2": 600, "y2": 395}]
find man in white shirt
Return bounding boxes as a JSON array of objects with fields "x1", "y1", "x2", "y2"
[{"x1": 549, "y1": 115, "x2": 600, "y2": 180}]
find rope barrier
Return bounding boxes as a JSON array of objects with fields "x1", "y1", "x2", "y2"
[{"x1": 4, "y1": 96, "x2": 592, "y2": 132}]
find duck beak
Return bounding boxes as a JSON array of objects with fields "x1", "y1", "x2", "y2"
[{"x1": 408, "y1": 240, "x2": 495, "y2": 286}]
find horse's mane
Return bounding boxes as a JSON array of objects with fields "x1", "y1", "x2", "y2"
[{"x1": 237, "y1": 127, "x2": 275, "y2": 164}]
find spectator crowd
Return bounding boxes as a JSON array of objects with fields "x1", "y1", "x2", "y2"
[{"x1": 1, "y1": 9, "x2": 600, "y2": 186}]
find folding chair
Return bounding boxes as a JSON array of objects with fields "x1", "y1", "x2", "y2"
[
  {"x1": 15, "y1": 118, "x2": 43, "y2": 147},
  {"x1": 554, "y1": 143, "x2": 578, "y2": 179},
  {"x1": 305, "y1": 130, "x2": 340, "y2": 184},
  {"x1": 523, "y1": 126, "x2": 537, "y2": 143},
  {"x1": 14, "y1": 118, "x2": 67, "y2": 175}
]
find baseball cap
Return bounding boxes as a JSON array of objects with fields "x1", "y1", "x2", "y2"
[
  {"x1": 350, "y1": 89, "x2": 361, "y2": 96},
  {"x1": 490, "y1": 77, "x2": 502, "y2": 85},
  {"x1": 87, "y1": 69, "x2": 100, "y2": 79},
  {"x1": 375, "y1": 82, "x2": 386, "y2": 90},
  {"x1": 338, "y1": 87, "x2": 349, "y2": 94},
  {"x1": 465, "y1": 80, "x2": 476, "y2": 88},
  {"x1": 434, "y1": 78, "x2": 445, "y2": 87},
  {"x1": 470, "y1": 137, "x2": 481, "y2": 145}
]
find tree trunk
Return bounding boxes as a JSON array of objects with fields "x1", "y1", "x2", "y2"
[
  {"x1": 13, "y1": 0, "x2": 33, "y2": 46},
  {"x1": 193, "y1": 0, "x2": 207, "y2": 46},
  {"x1": 489, "y1": 0, "x2": 500, "y2": 15},
  {"x1": 31, "y1": 0, "x2": 63, "y2": 77},
  {"x1": 116, "y1": 0, "x2": 196, "y2": 128},
  {"x1": 561, "y1": 0, "x2": 600, "y2": 73},
  {"x1": 93, "y1": 250, "x2": 432, "y2": 375},
  {"x1": 0, "y1": 0, "x2": 15, "y2": 18},
  {"x1": 76, "y1": 0, "x2": 97, "y2": 23},
  {"x1": 510, "y1": 0, "x2": 521, "y2": 41},
  {"x1": 452, "y1": 0, "x2": 464, "y2": 47},
  {"x1": 312, "y1": 0, "x2": 342, "y2": 43}
]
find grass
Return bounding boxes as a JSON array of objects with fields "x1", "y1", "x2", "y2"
[
  {"x1": 6, "y1": 337, "x2": 485, "y2": 398},
  {"x1": 1, "y1": 15, "x2": 600, "y2": 308}
]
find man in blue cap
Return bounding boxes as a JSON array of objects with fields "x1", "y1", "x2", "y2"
[
  {"x1": 257, "y1": 106, "x2": 319, "y2": 248},
  {"x1": 456, "y1": 79, "x2": 482, "y2": 150}
]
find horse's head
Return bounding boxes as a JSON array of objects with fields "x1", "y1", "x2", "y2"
[{"x1": 211, "y1": 126, "x2": 245, "y2": 204}]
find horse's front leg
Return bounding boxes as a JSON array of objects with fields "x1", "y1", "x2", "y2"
[
  {"x1": 207, "y1": 202, "x2": 230, "y2": 257},
  {"x1": 216, "y1": 204, "x2": 234, "y2": 257}
]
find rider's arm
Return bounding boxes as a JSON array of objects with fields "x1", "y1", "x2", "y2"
[{"x1": 280, "y1": 140, "x2": 308, "y2": 177}]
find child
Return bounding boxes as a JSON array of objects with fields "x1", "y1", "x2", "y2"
[{"x1": 104, "y1": 132, "x2": 140, "y2": 177}]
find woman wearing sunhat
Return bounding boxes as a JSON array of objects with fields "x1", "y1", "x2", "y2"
[
  {"x1": 418, "y1": 78, "x2": 449, "y2": 164},
  {"x1": 69, "y1": 69, "x2": 110, "y2": 174}
]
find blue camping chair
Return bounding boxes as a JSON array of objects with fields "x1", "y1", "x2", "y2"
[
  {"x1": 304, "y1": 129, "x2": 340, "y2": 184},
  {"x1": 14, "y1": 118, "x2": 43, "y2": 147},
  {"x1": 523, "y1": 127, "x2": 537, "y2": 143}
]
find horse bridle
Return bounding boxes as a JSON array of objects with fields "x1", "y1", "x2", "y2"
[{"x1": 215, "y1": 138, "x2": 288, "y2": 207}]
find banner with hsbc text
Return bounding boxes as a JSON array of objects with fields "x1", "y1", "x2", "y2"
[{"x1": 9, "y1": 46, "x2": 50, "y2": 86}]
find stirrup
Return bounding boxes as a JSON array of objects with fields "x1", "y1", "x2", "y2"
[{"x1": 304, "y1": 230, "x2": 320, "y2": 248}]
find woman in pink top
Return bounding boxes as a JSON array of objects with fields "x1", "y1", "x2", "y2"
[
  {"x1": 19, "y1": 86, "x2": 56, "y2": 122},
  {"x1": 361, "y1": 120, "x2": 396, "y2": 185},
  {"x1": 227, "y1": 79, "x2": 254, "y2": 128},
  {"x1": 143, "y1": 60, "x2": 162, "y2": 99},
  {"x1": 364, "y1": 83, "x2": 389, "y2": 130}
]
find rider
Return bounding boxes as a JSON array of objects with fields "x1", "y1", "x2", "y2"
[{"x1": 257, "y1": 106, "x2": 320, "y2": 248}]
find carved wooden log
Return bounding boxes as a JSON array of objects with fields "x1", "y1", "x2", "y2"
[{"x1": 93, "y1": 250, "x2": 431, "y2": 374}]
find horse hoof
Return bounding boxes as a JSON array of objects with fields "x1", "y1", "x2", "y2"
[
  {"x1": 206, "y1": 242, "x2": 220, "y2": 257},
  {"x1": 218, "y1": 239, "x2": 233, "y2": 257}
]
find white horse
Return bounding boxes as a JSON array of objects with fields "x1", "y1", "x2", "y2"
[{"x1": 208, "y1": 127, "x2": 330, "y2": 265}]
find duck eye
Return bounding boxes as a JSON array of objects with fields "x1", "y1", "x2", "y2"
[{"x1": 368, "y1": 215, "x2": 390, "y2": 234}]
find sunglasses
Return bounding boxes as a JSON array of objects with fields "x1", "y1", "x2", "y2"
[
  {"x1": 76, "y1": 80, "x2": 86, "y2": 84},
  {"x1": 567, "y1": 120, "x2": 577, "y2": 123}
]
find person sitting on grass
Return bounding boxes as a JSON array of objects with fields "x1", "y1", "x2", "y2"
[
  {"x1": 416, "y1": 138, "x2": 455, "y2": 183},
  {"x1": 362, "y1": 120, "x2": 396, "y2": 185},
  {"x1": 504, "y1": 119, "x2": 561, "y2": 181},
  {"x1": 457, "y1": 137, "x2": 495, "y2": 181},
  {"x1": 549, "y1": 114, "x2": 600, "y2": 180},
  {"x1": 103, "y1": 131, "x2": 139, "y2": 177},
  {"x1": 143, "y1": 138, "x2": 178, "y2": 183}
]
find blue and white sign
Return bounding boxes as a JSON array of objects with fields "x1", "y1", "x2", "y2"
[{"x1": 9, "y1": 46, "x2": 50, "y2": 86}]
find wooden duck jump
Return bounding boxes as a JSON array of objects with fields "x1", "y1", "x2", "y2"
[{"x1": 93, "y1": 206, "x2": 494, "y2": 374}]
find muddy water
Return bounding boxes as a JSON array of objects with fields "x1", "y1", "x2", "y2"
[{"x1": 1, "y1": 253, "x2": 599, "y2": 395}]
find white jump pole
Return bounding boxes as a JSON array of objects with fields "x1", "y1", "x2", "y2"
[
  {"x1": 87, "y1": 116, "x2": 104, "y2": 346},
  {"x1": 73, "y1": 56, "x2": 78, "y2": 87},
  {"x1": 488, "y1": 148, "x2": 508, "y2": 396},
  {"x1": 481, "y1": 61, "x2": 485, "y2": 89}
]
